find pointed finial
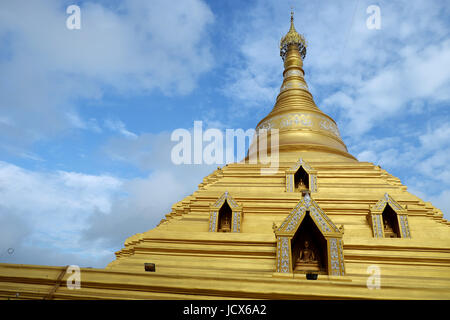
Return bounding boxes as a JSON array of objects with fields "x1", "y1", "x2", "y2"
[
  {"x1": 280, "y1": 9, "x2": 307, "y2": 60},
  {"x1": 290, "y1": 7, "x2": 295, "y2": 29}
]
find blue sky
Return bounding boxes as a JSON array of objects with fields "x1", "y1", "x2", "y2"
[{"x1": 0, "y1": 0, "x2": 449, "y2": 267}]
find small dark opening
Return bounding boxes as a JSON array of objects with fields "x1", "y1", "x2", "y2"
[
  {"x1": 306, "y1": 273, "x2": 318, "y2": 280},
  {"x1": 144, "y1": 263, "x2": 156, "y2": 272},
  {"x1": 294, "y1": 166, "x2": 309, "y2": 191},
  {"x1": 218, "y1": 200, "x2": 232, "y2": 232},
  {"x1": 382, "y1": 204, "x2": 400, "y2": 238}
]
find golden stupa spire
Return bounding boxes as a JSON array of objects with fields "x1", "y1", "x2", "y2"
[{"x1": 250, "y1": 12, "x2": 356, "y2": 162}]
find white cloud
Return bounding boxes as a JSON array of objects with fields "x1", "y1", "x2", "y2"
[
  {"x1": 81, "y1": 170, "x2": 193, "y2": 249},
  {"x1": 102, "y1": 131, "x2": 175, "y2": 171},
  {"x1": 419, "y1": 123, "x2": 450, "y2": 151},
  {"x1": 222, "y1": 36, "x2": 281, "y2": 108},
  {"x1": 0, "y1": 163, "x2": 121, "y2": 214},
  {"x1": 417, "y1": 152, "x2": 450, "y2": 183},
  {"x1": 67, "y1": 113, "x2": 102, "y2": 133},
  {"x1": 0, "y1": 161, "x2": 122, "y2": 266},
  {"x1": 356, "y1": 150, "x2": 377, "y2": 163},
  {"x1": 331, "y1": 39, "x2": 450, "y2": 135},
  {"x1": 0, "y1": 0, "x2": 214, "y2": 151},
  {"x1": 429, "y1": 190, "x2": 450, "y2": 220},
  {"x1": 104, "y1": 119, "x2": 137, "y2": 139}
]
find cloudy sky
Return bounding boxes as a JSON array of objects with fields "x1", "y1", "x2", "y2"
[{"x1": 0, "y1": 0, "x2": 449, "y2": 268}]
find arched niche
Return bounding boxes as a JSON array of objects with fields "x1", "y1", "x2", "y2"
[
  {"x1": 368, "y1": 193, "x2": 411, "y2": 238},
  {"x1": 286, "y1": 158, "x2": 317, "y2": 193},
  {"x1": 218, "y1": 200, "x2": 232, "y2": 232},
  {"x1": 274, "y1": 193, "x2": 345, "y2": 276},
  {"x1": 209, "y1": 192, "x2": 243, "y2": 233},
  {"x1": 291, "y1": 212, "x2": 328, "y2": 274},
  {"x1": 294, "y1": 166, "x2": 309, "y2": 191}
]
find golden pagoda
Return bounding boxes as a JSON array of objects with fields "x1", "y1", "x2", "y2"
[{"x1": 1, "y1": 12, "x2": 450, "y2": 300}]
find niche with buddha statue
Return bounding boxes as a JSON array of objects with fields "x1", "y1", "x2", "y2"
[
  {"x1": 285, "y1": 158, "x2": 318, "y2": 193},
  {"x1": 218, "y1": 201, "x2": 232, "y2": 232},
  {"x1": 368, "y1": 193, "x2": 411, "y2": 238},
  {"x1": 382, "y1": 204, "x2": 400, "y2": 238},
  {"x1": 294, "y1": 166, "x2": 309, "y2": 192},
  {"x1": 274, "y1": 193, "x2": 345, "y2": 276},
  {"x1": 209, "y1": 191, "x2": 243, "y2": 233},
  {"x1": 291, "y1": 213, "x2": 328, "y2": 274}
]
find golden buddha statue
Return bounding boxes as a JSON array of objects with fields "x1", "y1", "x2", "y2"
[
  {"x1": 295, "y1": 178, "x2": 307, "y2": 192},
  {"x1": 219, "y1": 214, "x2": 231, "y2": 232},
  {"x1": 294, "y1": 240, "x2": 320, "y2": 272},
  {"x1": 383, "y1": 219, "x2": 397, "y2": 238}
]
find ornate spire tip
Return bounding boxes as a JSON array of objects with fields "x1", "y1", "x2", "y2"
[{"x1": 280, "y1": 10, "x2": 307, "y2": 61}]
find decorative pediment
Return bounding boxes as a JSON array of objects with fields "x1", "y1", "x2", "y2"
[
  {"x1": 286, "y1": 158, "x2": 315, "y2": 174},
  {"x1": 210, "y1": 191, "x2": 241, "y2": 210},
  {"x1": 285, "y1": 158, "x2": 318, "y2": 193},
  {"x1": 371, "y1": 193, "x2": 406, "y2": 213},
  {"x1": 276, "y1": 193, "x2": 340, "y2": 236}
]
